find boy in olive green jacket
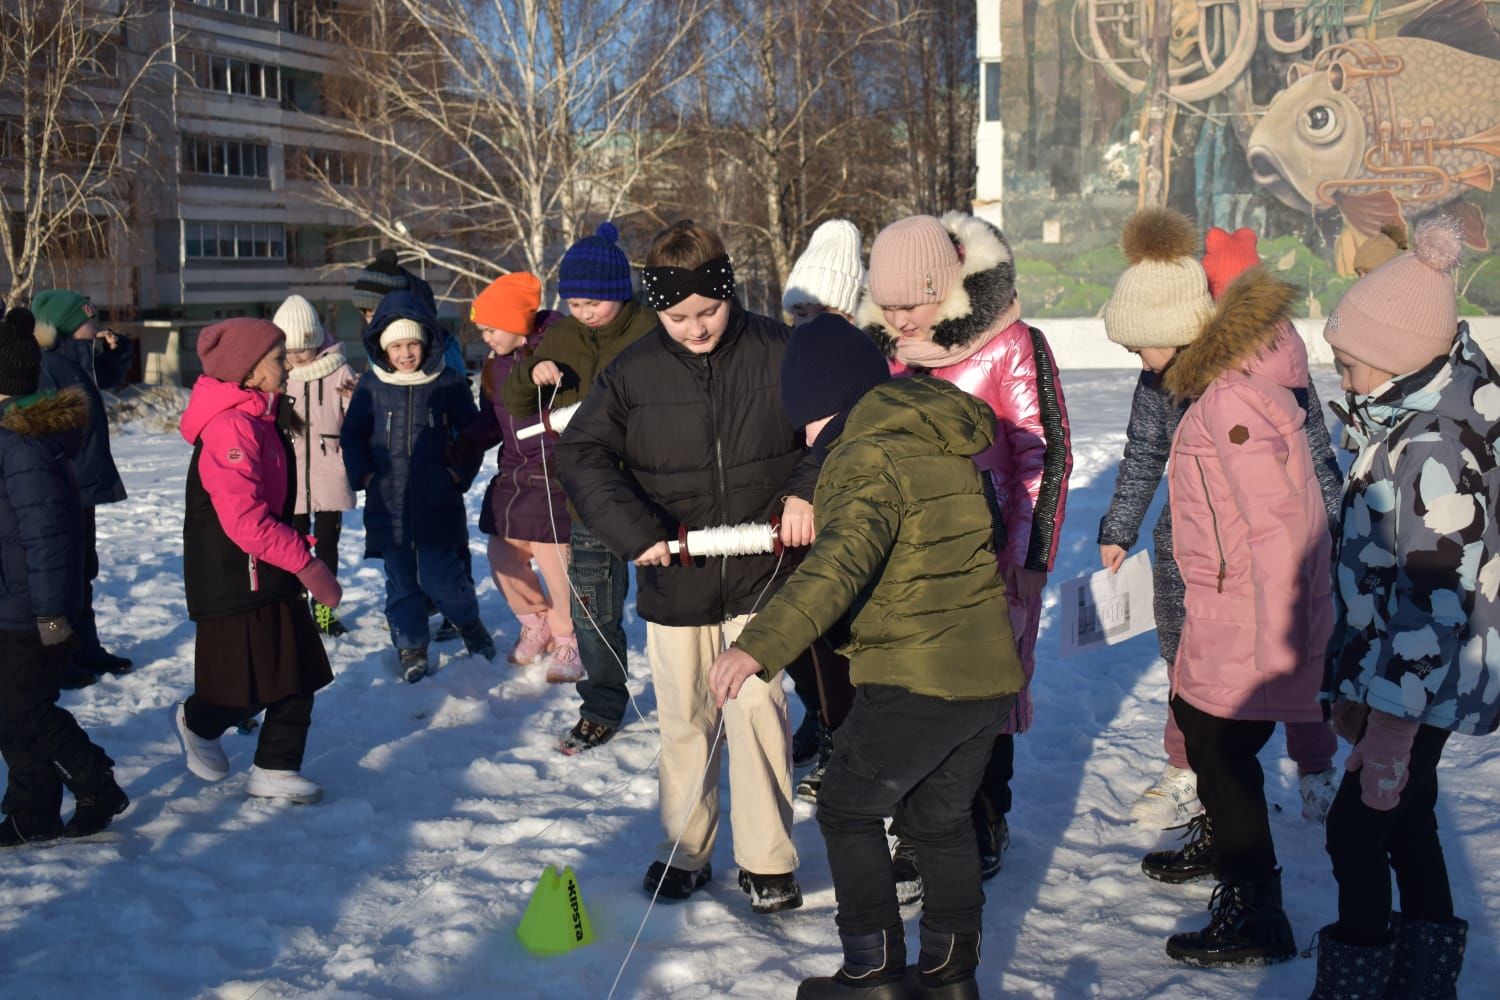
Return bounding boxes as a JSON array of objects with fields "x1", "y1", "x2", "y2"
[{"x1": 710, "y1": 315, "x2": 1022, "y2": 1000}]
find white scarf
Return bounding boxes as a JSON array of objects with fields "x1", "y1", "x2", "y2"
[
  {"x1": 288, "y1": 345, "x2": 347, "y2": 383},
  {"x1": 370, "y1": 362, "x2": 441, "y2": 387}
]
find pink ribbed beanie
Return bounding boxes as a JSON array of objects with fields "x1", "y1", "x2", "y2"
[
  {"x1": 867, "y1": 215, "x2": 961, "y2": 307},
  {"x1": 1324, "y1": 215, "x2": 1462, "y2": 375}
]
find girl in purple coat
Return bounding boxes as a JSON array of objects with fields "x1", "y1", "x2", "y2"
[
  {"x1": 275, "y1": 295, "x2": 357, "y2": 637},
  {"x1": 452, "y1": 274, "x2": 580, "y2": 680}
]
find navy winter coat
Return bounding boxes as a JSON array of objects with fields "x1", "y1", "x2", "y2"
[
  {"x1": 0, "y1": 390, "x2": 87, "y2": 631},
  {"x1": 341, "y1": 292, "x2": 480, "y2": 556},
  {"x1": 35, "y1": 333, "x2": 131, "y2": 506}
]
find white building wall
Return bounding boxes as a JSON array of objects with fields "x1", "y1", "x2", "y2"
[{"x1": 973, "y1": 1, "x2": 1003, "y2": 228}]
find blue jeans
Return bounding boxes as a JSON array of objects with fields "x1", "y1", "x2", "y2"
[
  {"x1": 568, "y1": 523, "x2": 630, "y2": 727},
  {"x1": 383, "y1": 543, "x2": 480, "y2": 649}
]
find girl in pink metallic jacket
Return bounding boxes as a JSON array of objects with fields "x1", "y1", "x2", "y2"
[{"x1": 861, "y1": 211, "x2": 1072, "y2": 891}]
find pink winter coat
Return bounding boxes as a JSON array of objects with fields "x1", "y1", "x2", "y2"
[
  {"x1": 1165, "y1": 297, "x2": 1332, "y2": 723},
  {"x1": 180, "y1": 377, "x2": 314, "y2": 579},
  {"x1": 286, "y1": 342, "x2": 357, "y2": 515},
  {"x1": 860, "y1": 211, "x2": 1072, "y2": 735}
]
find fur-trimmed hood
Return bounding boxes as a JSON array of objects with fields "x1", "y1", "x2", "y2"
[
  {"x1": 1162, "y1": 268, "x2": 1301, "y2": 402},
  {"x1": 0, "y1": 386, "x2": 88, "y2": 437},
  {"x1": 858, "y1": 212, "x2": 1017, "y2": 356}
]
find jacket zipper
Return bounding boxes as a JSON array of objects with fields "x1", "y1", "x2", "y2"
[
  {"x1": 703, "y1": 355, "x2": 730, "y2": 600},
  {"x1": 1194, "y1": 457, "x2": 1227, "y2": 593},
  {"x1": 248, "y1": 554, "x2": 259, "y2": 592},
  {"x1": 405, "y1": 385, "x2": 415, "y2": 540},
  {"x1": 303, "y1": 381, "x2": 313, "y2": 515}
]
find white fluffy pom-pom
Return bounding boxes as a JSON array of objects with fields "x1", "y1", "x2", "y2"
[{"x1": 1412, "y1": 215, "x2": 1463, "y2": 275}]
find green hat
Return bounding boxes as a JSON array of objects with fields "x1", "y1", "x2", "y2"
[{"x1": 31, "y1": 289, "x2": 95, "y2": 345}]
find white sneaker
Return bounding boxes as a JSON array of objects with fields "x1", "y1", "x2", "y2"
[
  {"x1": 175, "y1": 703, "x2": 228, "y2": 782},
  {"x1": 1300, "y1": 767, "x2": 1339, "y2": 823},
  {"x1": 1130, "y1": 765, "x2": 1201, "y2": 828},
  {"x1": 246, "y1": 765, "x2": 323, "y2": 804}
]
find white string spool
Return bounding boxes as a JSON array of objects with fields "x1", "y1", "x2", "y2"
[
  {"x1": 667, "y1": 521, "x2": 779, "y2": 559},
  {"x1": 515, "y1": 400, "x2": 581, "y2": 441}
]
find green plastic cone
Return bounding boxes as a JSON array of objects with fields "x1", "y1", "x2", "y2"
[{"x1": 516, "y1": 864, "x2": 595, "y2": 955}]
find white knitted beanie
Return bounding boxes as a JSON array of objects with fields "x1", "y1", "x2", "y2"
[
  {"x1": 783, "y1": 220, "x2": 866, "y2": 317},
  {"x1": 1102, "y1": 208, "x2": 1215, "y2": 349},
  {"x1": 378, "y1": 318, "x2": 427, "y2": 351},
  {"x1": 273, "y1": 294, "x2": 325, "y2": 352}
]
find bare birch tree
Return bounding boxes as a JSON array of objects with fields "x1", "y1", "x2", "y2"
[
  {"x1": 0, "y1": 0, "x2": 166, "y2": 308},
  {"x1": 306, "y1": 0, "x2": 713, "y2": 294}
]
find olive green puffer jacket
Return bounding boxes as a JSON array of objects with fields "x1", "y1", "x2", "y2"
[{"x1": 735, "y1": 376, "x2": 1024, "y2": 701}]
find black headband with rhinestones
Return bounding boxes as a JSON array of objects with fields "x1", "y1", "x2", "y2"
[{"x1": 640, "y1": 255, "x2": 736, "y2": 310}]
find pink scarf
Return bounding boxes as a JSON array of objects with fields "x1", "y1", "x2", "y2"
[{"x1": 892, "y1": 296, "x2": 1023, "y2": 369}]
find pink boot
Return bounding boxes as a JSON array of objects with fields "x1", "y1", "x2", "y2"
[
  {"x1": 508, "y1": 612, "x2": 552, "y2": 665},
  {"x1": 545, "y1": 634, "x2": 585, "y2": 683}
]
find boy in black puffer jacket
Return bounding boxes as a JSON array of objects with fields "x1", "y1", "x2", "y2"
[
  {"x1": 0, "y1": 307, "x2": 128, "y2": 846},
  {"x1": 555, "y1": 220, "x2": 819, "y2": 915}
]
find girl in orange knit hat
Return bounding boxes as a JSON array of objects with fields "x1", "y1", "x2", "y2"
[{"x1": 450, "y1": 273, "x2": 581, "y2": 679}]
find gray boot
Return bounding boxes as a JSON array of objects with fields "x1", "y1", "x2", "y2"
[
  {"x1": 1304, "y1": 924, "x2": 1393, "y2": 999},
  {"x1": 1385, "y1": 913, "x2": 1466, "y2": 1000}
]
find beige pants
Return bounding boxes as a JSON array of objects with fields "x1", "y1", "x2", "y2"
[{"x1": 648, "y1": 615, "x2": 798, "y2": 874}]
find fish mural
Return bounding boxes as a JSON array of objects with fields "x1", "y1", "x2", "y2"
[{"x1": 1246, "y1": 0, "x2": 1500, "y2": 268}]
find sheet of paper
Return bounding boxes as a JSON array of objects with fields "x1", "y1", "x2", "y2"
[{"x1": 1057, "y1": 550, "x2": 1157, "y2": 656}]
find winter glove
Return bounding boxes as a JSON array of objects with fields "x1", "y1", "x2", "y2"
[
  {"x1": 36, "y1": 616, "x2": 74, "y2": 648},
  {"x1": 296, "y1": 559, "x2": 343, "y2": 609},
  {"x1": 1330, "y1": 699, "x2": 1370, "y2": 745},
  {"x1": 1344, "y1": 709, "x2": 1419, "y2": 811},
  {"x1": 445, "y1": 434, "x2": 482, "y2": 469}
]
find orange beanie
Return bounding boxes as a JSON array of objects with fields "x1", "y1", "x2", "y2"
[
  {"x1": 1201, "y1": 227, "x2": 1260, "y2": 300},
  {"x1": 471, "y1": 272, "x2": 542, "y2": 334}
]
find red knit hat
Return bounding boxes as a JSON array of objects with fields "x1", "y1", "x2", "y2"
[
  {"x1": 1201, "y1": 227, "x2": 1260, "y2": 300},
  {"x1": 471, "y1": 272, "x2": 542, "y2": 334},
  {"x1": 197, "y1": 318, "x2": 285, "y2": 384}
]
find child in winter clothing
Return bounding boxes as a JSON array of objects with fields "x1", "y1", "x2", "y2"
[
  {"x1": 275, "y1": 295, "x2": 357, "y2": 638},
  {"x1": 777, "y1": 219, "x2": 864, "y2": 799},
  {"x1": 861, "y1": 211, "x2": 1072, "y2": 892},
  {"x1": 30, "y1": 288, "x2": 134, "y2": 684},
  {"x1": 340, "y1": 292, "x2": 490, "y2": 682},
  {"x1": 1110, "y1": 221, "x2": 1332, "y2": 966},
  {"x1": 500, "y1": 222, "x2": 657, "y2": 753},
  {"x1": 709, "y1": 315, "x2": 1024, "y2": 1000},
  {"x1": 555, "y1": 219, "x2": 818, "y2": 914},
  {"x1": 1311, "y1": 216, "x2": 1488, "y2": 998},
  {"x1": 452, "y1": 273, "x2": 580, "y2": 681},
  {"x1": 0, "y1": 306, "x2": 129, "y2": 846},
  {"x1": 178, "y1": 318, "x2": 340, "y2": 804},
  {"x1": 1098, "y1": 218, "x2": 1343, "y2": 829}
]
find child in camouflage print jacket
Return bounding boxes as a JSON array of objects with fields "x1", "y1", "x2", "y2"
[{"x1": 1313, "y1": 216, "x2": 1496, "y2": 997}]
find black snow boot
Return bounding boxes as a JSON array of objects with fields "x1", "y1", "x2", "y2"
[
  {"x1": 904, "y1": 922, "x2": 980, "y2": 999},
  {"x1": 792, "y1": 712, "x2": 822, "y2": 768},
  {"x1": 459, "y1": 620, "x2": 497, "y2": 661},
  {"x1": 433, "y1": 616, "x2": 461, "y2": 643},
  {"x1": 738, "y1": 869, "x2": 804, "y2": 914},
  {"x1": 1305, "y1": 924, "x2": 1393, "y2": 999},
  {"x1": 1142, "y1": 813, "x2": 1216, "y2": 884},
  {"x1": 63, "y1": 771, "x2": 129, "y2": 838},
  {"x1": 1385, "y1": 913, "x2": 1466, "y2": 1000},
  {"x1": 973, "y1": 807, "x2": 1008, "y2": 881},
  {"x1": 797, "y1": 924, "x2": 908, "y2": 999},
  {"x1": 1166, "y1": 873, "x2": 1297, "y2": 966},
  {"x1": 0, "y1": 812, "x2": 64, "y2": 849},
  {"x1": 892, "y1": 837, "x2": 923, "y2": 905},
  {"x1": 797, "y1": 725, "x2": 835, "y2": 802},
  {"x1": 642, "y1": 860, "x2": 711, "y2": 901},
  {"x1": 398, "y1": 648, "x2": 429, "y2": 683}
]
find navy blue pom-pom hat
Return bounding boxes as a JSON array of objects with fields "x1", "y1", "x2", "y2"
[{"x1": 558, "y1": 221, "x2": 634, "y2": 302}]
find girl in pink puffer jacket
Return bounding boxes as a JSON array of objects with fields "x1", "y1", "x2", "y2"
[{"x1": 861, "y1": 211, "x2": 1072, "y2": 888}]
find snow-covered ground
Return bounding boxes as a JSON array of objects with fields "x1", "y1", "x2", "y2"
[{"x1": 3, "y1": 369, "x2": 1497, "y2": 999}]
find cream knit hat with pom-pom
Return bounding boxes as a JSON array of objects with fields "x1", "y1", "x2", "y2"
[
  {"x1": 273, "y1": 294, "x2": 326, "y2": 353},
  {"x1": 1325, "y1": 214, "x2": 1462, "y2": 375},
  {"x1": 1102, "y1": 208, "x2": 1215, "y2": 349}
]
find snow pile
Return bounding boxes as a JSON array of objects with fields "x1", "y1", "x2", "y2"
[{"x1": 104, "y1": 384, "x2": 191, "y2": 433}]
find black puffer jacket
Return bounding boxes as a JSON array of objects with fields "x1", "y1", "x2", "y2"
[{"x1": 555, "y1": 304, "x2": 817, "y2": 627}]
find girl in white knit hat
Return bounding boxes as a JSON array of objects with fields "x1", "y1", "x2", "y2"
[
  {"x1": 782, "y1": 219, "x2": 866, "y2": 325},
  {"x1": 275, "y1": 295, "x2": 358, "y2": 637}
]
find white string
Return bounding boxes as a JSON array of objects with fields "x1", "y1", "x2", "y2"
[{"x1": 673, "y1": 522, "x2": 778, "y2": 559}]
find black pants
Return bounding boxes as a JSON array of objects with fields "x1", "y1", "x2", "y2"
[
  {"x1": 974, "y1": 733, "x2": 1015, "y2": 824},
  {"x1": 0, "y1": 629, "x2": 114, "y2": 819},
  {"x1": 291, "y1": 511, "x2": 343, "y2": 578},
  {"x1": 1326, "y1": 724, "x2": 1454, "y2": 945},
  {"x1": 1172, "y1": 696, "x2": 1278, "y2": 883},
  {"x1": 785, "y1": 637, "x2": 855, "y2": 731},
  {"x1": 73, "y1": 505, "x2": 104, "y2": 656},
  {"x1": 817, "y1": 684, "x2": 1012, "y2": 936},
  {"x1": 184, "y1": 692, "x2": 316, "y2": 771}
]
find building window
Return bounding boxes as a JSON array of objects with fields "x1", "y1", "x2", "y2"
[
  {"x1": 286, "y1": 146, "x2": 367, "y2": 186},
  {"x1": 189, "y1": 0, "x2": 279, "y2": 20},
  {"x1": 185, "y1": 221, "x2": 286, "y2": 260},
  {"x1": 285, "y1": 1, "x2": 336, "y2": 40},
  {"x1": 181, "y1": 136, "x2": 270, "y2": 179},
  {"x1": 184, "y1": 50, "x2": 280, "y2": 101},
  {"x1": 983, "y1": 61, "x2": 1001, "y2": 123}
]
